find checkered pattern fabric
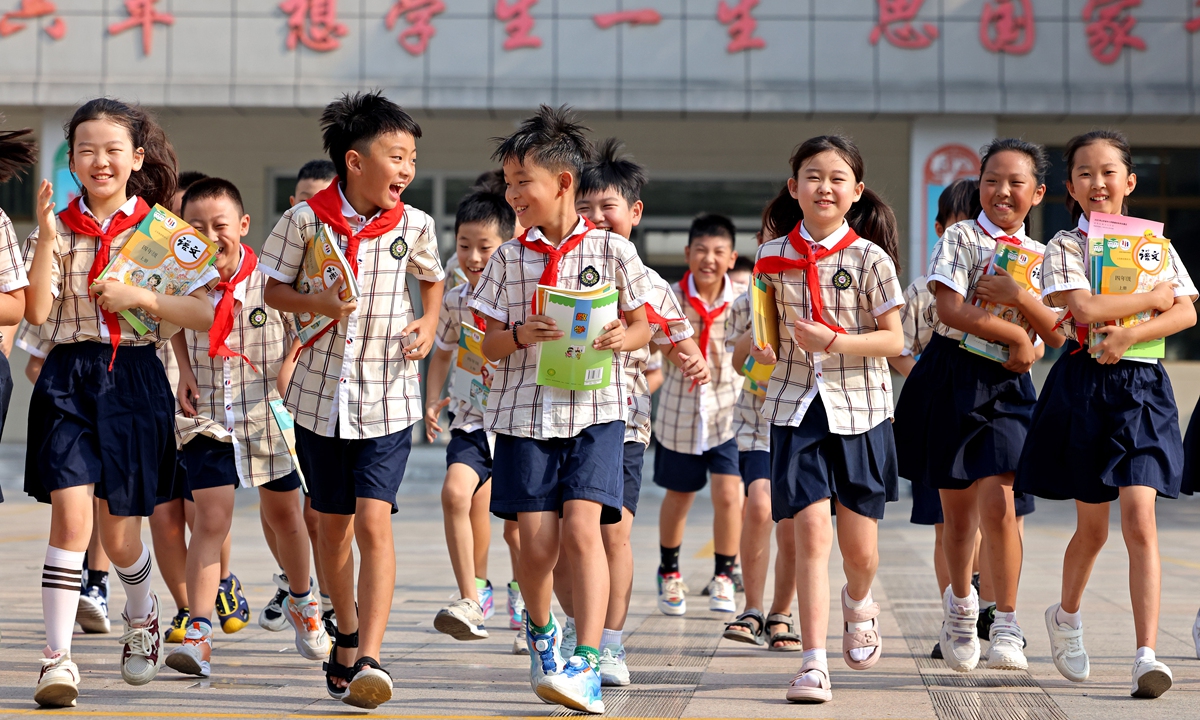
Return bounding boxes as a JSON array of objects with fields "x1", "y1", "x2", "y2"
[
  {"x1": 900, "y1": 276, "x2": 936, "y2": 357},
  {"x1": 435, "y1": 281, "x2": 489, "y2": 434},
  {"x1": 725, "y1": 291, "x2": 769, "y2": 452},
  {"x1": 623, "y1": 269, "x2": 693, "y2": 446}
]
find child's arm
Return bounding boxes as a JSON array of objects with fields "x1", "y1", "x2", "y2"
[
  {"x1": 1091, "y1": 295, "x2": 1197, "y2": 364},
  {"x1": 264, "y1": 277, "x2": 358, "y2": 321},
  {"x1": 663, "y1": 336, "x2": 711, "y2": 386},
  {"x1": 935, "y1": 285, "x2": 1036, "y2": 372},
  {"x1": 1055, "y1": 283, "x2": 1176, "y2": 325},
  {"x1": 171, "y1": 331, "x2": 199, "y2": 417},
  {"x1": 974, "y1": 267, "x2": 1066, "y2": 348},
  {"x1": 423, "y1": 346, "x2": 453, "y2": 443},
  {"x1": 888, "y1": 355, "x2": 916, "y2": 377},
  {"x1": 277, "y1": 338, "x2": 300, "y2": 397},
  {"x1": 25, "y1": 180, "x2": 58, "y2": 326},
  {"x1": 731, "y1": 330, "x2": 753, "y2": 377},
  {"x1": 92, "y1": 280, "x2": 215, "y2": 332},
  {"x1": 792, "y1": 306, "x2": 905, "y2": 359},
  {"x1": 402, "y1": 279, "x2": 444, "y2": 361},
  {"x1": 0, "y1": 293, "x2": 24, "y2": 330},
  {"x1": 481, "y1": 314, "x2": 563, "y2": 360}
]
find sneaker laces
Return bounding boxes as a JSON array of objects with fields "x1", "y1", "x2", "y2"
[
  {"x1": 120, "y1": 626, "x2": 155, "y2": 657},
  {"x1": 1053, "y1": 623, "x2": 1086, "y2": 659},
  {"x1": 662, "y1": 575, "x2": 687, "y2": 601}
]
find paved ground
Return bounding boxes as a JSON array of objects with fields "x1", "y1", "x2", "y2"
[{"x1": 1, "y1": 444, "x2": 1200, "y2": 720}]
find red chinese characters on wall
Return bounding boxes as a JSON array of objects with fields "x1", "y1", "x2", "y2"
[
  {"x1": 0, "y1": 0, "x2": 64, "y2": 40},
  {"x1": 280, "y1": 0, "x2": 347, "y2": 53},
  {"x1": 979, "y1": 0, "x2": 1034, "y2": 55},
  {"x1": 495, "y1": 0, "x2": 540, "y2": 51},
  {"x1": 1185, "y1": 1, "x2": 1200, "y2": 33},
  {"x1": 1082, "y1": 0, "x2": 1145, "y2": 65},
  {"x1": 386, "y1": 0, "x2": 445, "y2": 56},
  {"x1": 717, "y1": 0, "x2": 765, "y2": 53},
  {"x1": 871, "y1": 0, "x2": 938, "y2": 50},
  {"x1": 108, "y1": 0, "x2": 173, "y2": 56},
  {"x1": 594, "y1": 9, "x2": 661, "y2": 31}
]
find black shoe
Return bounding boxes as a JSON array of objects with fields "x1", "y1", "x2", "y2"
[
  {"x1": 322, "y1": 608, "x2": 337, "y2": 639},
  {"x1": 930, "y1": 641, "x2": 943, "y2": 659},
  {"x1": 977, "y1": 604, "x2": 995, "y2": 640},
  {"x1": 971, "y1": 572, "x2": 981, "y2": 595}
]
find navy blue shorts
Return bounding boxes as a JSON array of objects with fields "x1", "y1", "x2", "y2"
[
  {"x1": 447, "y1": 428, "x2": 492, "y2": 492},
  {"x1": 295, "y1": 424, "x2": 412, "y2": 515},
  {"x1": 178, "y1": 434, "x2": 302, "y2": 500},
  {"x1": 908, "y1": 478, "x2": 1035, "y2": 525},
  {"x1": 491, "y1": 421, "x2": 624, "y2": 525},
  {"x1": 652, "y1": 438, "x2": 740, "y2": 493},
  {"x1": 156, "y1": 452, "x2": 189, "y2": 506},
  {"x1": 25, "y1": 342, "x2": 176, "y2": 517},
  {"x1": 739, "y1": 450, "x2": 771, "y2": 495},
  {"x1": 0, "y1": 351, "x2": 12, "y2": 503},
  {"x1": 894, "y1": 333, "x2": 1036, "y2": 490},
  {"x1": 770, "y1": 400, "x2": 898, "y2": 522},
  {"x1": 1017, "y1": 342, "x2": 1183, "y2": 504},
  {"x1": 622, "y1": 441, "x2": 646, "y2": 516}
]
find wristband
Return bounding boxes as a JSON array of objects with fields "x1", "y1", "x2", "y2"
[
  {"x1": 824, "y1": 334, "x2": 837, "y2": 353},
  {"x1": 511, "y1": 320, "x2": 532, "y2": 349}
]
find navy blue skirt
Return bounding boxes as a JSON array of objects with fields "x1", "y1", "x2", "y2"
[
  {"x1": 1182, "y1": 398, "x2": 1200, "y2": 496},
  {"x1": 894, "y1": 333, "x2": 1036, "y2": 490},
  {"x1": 1016, "y1": 342, "x2": 1183, "y2": 504},
  {"x1": 0, "y1": 351, "x2": 11, "y2": 503},
  {"x1": 24, "y1": 342, "x2": 176, "y2": 517}
]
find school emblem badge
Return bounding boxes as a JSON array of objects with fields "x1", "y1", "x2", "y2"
[
  {"x1": 832, "y1": 269, "x2": 853, "y2": 290},
  {"x1": 248, "y1": 308, "x2": 267, "y2": 328},
  {"x1": 390, "y1": 237, "x2": 408, "y2": 260},
  {"x1": 580, "y1": 265, "x2": 601, "y2": 287}
]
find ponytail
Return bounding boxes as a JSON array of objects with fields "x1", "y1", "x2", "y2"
[
  {"x1": 761, "y1": 183, "x2": 800, "y2": 240},
  {"x1": 65, "y1": 98, "x2": 177, "y2": 209},
  {"x1": 0, "y1": 127, "x2": 36, "y2": 184},
  {"x1": 846, "y1": 188, "x2": 900, "y2": 271}
]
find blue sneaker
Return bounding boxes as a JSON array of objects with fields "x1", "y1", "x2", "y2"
[
  {"x1": 525, "y1": 611, "x2": 563, "y2": 698},
  {"x1": 216, "y1": 573, "x2": 250, "y2": 634},
  {"x1": 507, "y1": 581, "x2": 524, "y2": 630},
  {"x1": 477, "y1": 580, "x2": 495, "y2": 621},
  {"x1": 560, "y1": 617, "x2": 577, "y2": 658},
  {"x1": 537, "y1": 656, "x2": 605, "y2": 714}
]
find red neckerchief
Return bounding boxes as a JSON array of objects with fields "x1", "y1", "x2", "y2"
[
  {"x1": 470, "y1": 311, "x2": 488, "y2": 332},
  {"x1": 208, "y1": 246, "x2": 259, "y2": 371},
  {"x1": 680, "y1": 271, "x2": 729, "y2": 361},
  {"x1": 752, "y1": 221, "x2": 859, "y2": 334},
  {"x1": 642, "y1": 304, "x2": 685, "y2": 347},
  {"x1": 518, "y1": 217, "x2": 597, "y2": 314},
  {"x1": 58, "y1": 197, "x2": 152, "y2": 370}
]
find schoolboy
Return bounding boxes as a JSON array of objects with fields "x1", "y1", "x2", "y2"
[
  {"x1": 163, "y1": 178, "x2": 328, "y2": 678},
  {"x1": 260, "y1": 91, "x2": 444, "y2": 710},
  {"x1": 470, "y1": 106, "x2": 655, "y2": 715},
  {"x1": 653, "y1": 214, "x2": 742, "y2": 615}
]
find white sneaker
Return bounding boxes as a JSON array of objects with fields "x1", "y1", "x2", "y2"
[
  {"x1": 598, "y1": 645, "x2": 630, "y2": 686},
  {"x1": 119, "y1": 593, "x2": 163, "y2": 686},
  {"x1": 34, "y1": 650, "x2": 79, "y2": 708},
  {"x1": 939, "y1": 586, "x2": 980, "y2": 672},
  {"x1": 1044, "y1": 604, "x2": 1089, "y2": 682},
  {"x1": 537, "y1": 656, "x2": 605, "y2": 714},
  {"x1": 286, "y1": 592, "x2": 331, "y2": 660},
  {"x1": 76, "y1": 586, "x2": 111, "y2": 634},
  {"x1": 560, "y1": 617, "x2": 578, "y2": 657},
  {"x1": 657, "y1": 571, "x2": 687, "y2": 616},
  {"x1": 165, "y1": 622, "x2": 212, "y2": 678},
  {"x1": 512, "y1": 630, "x2": 529, "y2": 655},
  {"x1": 985, "y1": 617, "x2": 1028, "y2": 670},
  {"x1": 707, "y1": 575, "x2": 736, "y2": 613},
  {"x1": 433, "y1": 597, "x2": 488, "y2": 641},
  {"x1": 258, "y1": 573, "x2": 290, "y2": 632},
  {"x1": 525, "y1": 612, "x2": 564, "y2": 698},
  {"x1": 1131, "y1": 656, "x2": 1172, "y2": 698}
]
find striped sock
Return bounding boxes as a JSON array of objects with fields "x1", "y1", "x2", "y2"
[
  {"x1": 114, "y1": 544, "x2": 154, "y2": 621},
  {"x1": 42, "y1": 546, "x2": 85, "y2": 653}
]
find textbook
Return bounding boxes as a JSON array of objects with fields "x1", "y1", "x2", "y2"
[
  {"x1": 452, "y1": 321, "x2": 496, "y2": 413},
  {"x1": 741, "y1": 355, "x2": 773, "y2": 398},
  {"x1": 959, "y1": 240, "x2": 1044, "y2": 363},
  {"x1": 750, "y1": 274, "x2": 779, "y2": 353},
  {"x1": 290, "y1": 224, "x2": 361, "y2": 345},
  {"x1": 97, "y1": 204, "x2": 219, "y2": 336},
  {"x1": 1087, "y1": 213, "x2": 1171, "y2": 359},
  {"x1": 268, "y1": 398, "x2": 307, "y2": 492},
  {"x1": 534, "y1": 284, "x2": 618, "y2": 391}
]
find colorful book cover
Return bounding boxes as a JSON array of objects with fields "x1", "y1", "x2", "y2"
[
  {"x1": 750, "y1": 274, "x2": 780, "y2": 353},
  {"x1": 290, "y1": 224, "x2": 362, "y2": 345},
  {"x1": 98, "y1": 204, "x2": 218, "y2": 336},
  {"x1": 1087, "y1": 213, "x2": 1170, "y2": 359},
  {"x1": 959, "y1": 240, "x2": 1044, "y2": 363},
  {"x1": 534, "y1": 284, "x2": 619, "y2": 391},
  {"x1": 268, "y1": 398, "x2": 306, "y2": 492},
  {"x1": 452, "y1": 322, "x2": 496, "y2": 413},
  {"x1": 741, "y1": 355, "x2": 772, "y2": 398}
]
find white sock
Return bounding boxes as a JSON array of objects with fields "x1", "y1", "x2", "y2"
[
  {"x1": 42, "y1": 546, "x2": 85, "y2": 653},
  {"x1": 320, "y1": 593, "x2": 333, "y2": 615},
  {"x1": 795, "y1": 648, "x2": 828, "y2": 688},
  {"x1": 114, "y1": 543, "x2": 155, "y2": 621},
  {"x1": 996, "y1": 611, "x2": 1017, "y2": 625},
  {"x1": 1056, "y1": 606, "x2": 1082, "y2": 630},
  {"x1": 600, "y1": 628, "x2": 623, "y2": 649},
  {"x1": 952, "y1": 591, "x2": 978, "y2": 610},
  {"x1": 843, "y1": 587, "x2": 876, "y2": 662},
  {"x1": 980, "y1": 599, "x2": 997, "y2": 611},
  {"x1": 1135, "y1": 646, "x2": 1155, "y2": 663}
]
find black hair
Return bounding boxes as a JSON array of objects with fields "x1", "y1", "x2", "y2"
[
  {"x1": 180, "y1": 177, "x2": 245, "y2": 218},
  {"x1": 935, "y1": 177, "x2": 982, "y2": 227},
  {"x1": 979, "y1": 138, "x2": 1049, "y2": 185},
  {"x1": 1063, "y1": 129, "x2": 1133, "y2": 222},
  {"x1": 732, "y1": 255, "x2": 755, "y2": 274},
  {"x1": 579, "y1": 138, "x2": 647, "y2": 206},
  {"x1": 320, "y1": 91, "x2": 422, "y2": 181},
  {"x1": 471, "y1": 168, "x2": 507, "y2": 196},
  {"x1": 491, "y1": 105, "x2": 593, "y2": 181},
  {"x1": 689, "y1": 213, "x2": 736, "y2": 247},
  {"x1": 0, "y1": 126, "x2": 36, "y2": 184},
  {"x1": 455, "y1": 190, "x2": 516, "y2": 241},
  {"x1": 766, "y1": 134, "x2": 900, "y2": 271},
  {"x1": 66, "y1": 98, "x2": 178, "y2": 209},
  {"x1": 761, "y1": 183, "x2": 795, "y2": 240},
  {"x1": 298, "y1": 159, "x2": 337, "y2": 183},
  {"x1": 178, "y1": 171, "x2": 209, "y2": 193}
]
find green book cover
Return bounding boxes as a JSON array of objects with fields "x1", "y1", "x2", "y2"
[
  {"x1": 535, "y1": 285, "x2": 619, "y2": 391},
  {"x1": 1087, "y1": 212, "x2": 1169, "y2": 360}
]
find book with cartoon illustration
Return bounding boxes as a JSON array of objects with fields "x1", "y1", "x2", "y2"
[
  {"x1": 534, "y1": 284, "x2": 619, "y2": 391},
  {"x1": 452, "y1": 322, "x2": 496, "y2": 413},
  {"x1": 268, "y1": 398, "x2": 307, "y2": 492},
  {"x1": 959, "y1": 240, "x2": 1044, "y2": 363},
  {"x1": 290, "y1": 224, "x2": 362, "y2": 345},
  {"x1": 750, "y1": 274, "x2": 779, "y2": 354},
  {"x1": 1087, "y1": 212, "x2": 1171, "y2": 359},
  {"x1": 97, "y1": 204, "x2": 219, "y2": 336}
]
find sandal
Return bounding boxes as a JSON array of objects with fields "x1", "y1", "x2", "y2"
[
  {"x1": 785, "y1": 659, "x2": 831, "y2": 703},
  {"x1": 841, "y1": 586, "x2": 882, "y2": 670},
  {"x1": 323, "y1": 629, "x2": 358, "y2": 700},
  {"x1": 723, "y1": 609, "x2": 766, "y2": 646},
  {"x1": 344, "y1": 656, "x2": 393, "y2": 709},
  {"x1": 766, "y1": 613, "x2": 803, "y2": 652}
]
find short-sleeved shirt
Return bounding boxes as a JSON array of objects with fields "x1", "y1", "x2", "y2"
[
  {"x1": 468, "y1": 218, "x2": 654, "y2": 440},
  {"x1": 654, "y1": 274, "x2": 738, "y2": 455},
  {"x1": 1042, "y1": 215, "x2": 1198, "y2": 363},
  {"x1": 754, "y1": 221, "x2": 905, "y2": 435},
  {"x1": 435, "y1": 281, "x2": 490, "y2": 434},
  {"x1": 258, "y1": 186, "x2": 445, "y2": 439},
  {"x1": 0, "y1": 210, "x2": 30, "y2": 342},
  {"x1": 23, "y1": 196, "x2": 217, "y2": 348},
  {"x1": 900, "y1": 276, "x2": 936, "y2": 357},
  {"x1": 725, "y1": 291, "x2": 769, "y2": 453},
  {"x1": 925, "y1": 213, "x2": 1046, "y2": 343},
  {"x1": 622, "y1": 269, "x2": 693, "y2": 447}
]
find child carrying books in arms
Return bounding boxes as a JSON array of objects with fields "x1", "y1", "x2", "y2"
[
  {"x1": 893, "y1": 140, "x2": 1063, "y2": 674},
  {"x1": 25, "y1": 99, "x2": 218, "y2": 708},
  {"x1": 748, "y1": 135, "x2": 904, "y2": 704},
  {"x1": 261, "y1": 92, "x2": 444, "y2": 709},
  {"x1": 164, "y1": 178, "x2": 329, "y2": 679},
  {"x1": 470, "y1": 106, "x2": 655, "y2": 715},
  {"x1": 1017, "y1": 130, "x2": 1196, "y2": 699},
  {"x1": 0, "y1": 125, "x2": 34, "y2": 504}
]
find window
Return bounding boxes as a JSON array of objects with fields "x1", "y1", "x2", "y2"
[{"x1": 0, "y1": 166, "x2": 34, "y2": 221}]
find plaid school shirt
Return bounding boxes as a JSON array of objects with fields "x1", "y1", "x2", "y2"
[
  {"x1": 468, "y1": 218, "x2": 655, "y2": 440},
  {"x1": 725, "y1": 291, "x2": 769, "y2": 453},
  {"x1": 175, "y1": 254, "x2": 297, "y2": 487},
  {"x1": 22, "y1": 196, "x2": 219, "y2": 348},
  {"x1": 258, "y1": 187, "x2": 445, "y2": 440},
  {"x1": 0, "y1": 210, "x2": 29, "y2": 348},
  {"x1": 654, "y1": 273, "x2": 738, "y2": 455},
  {"x1": 435, "y1": 281, "x2": 489, "y2": 434},
  {"x1": 755, "y1": 221, "x2": 905, "y2": 435},
  {"x1": 900, "y1": 275, "x2": 936, "y2": 357},
  {"x1": 623, "y1": 268, "x2": 693, "y2": 447}
]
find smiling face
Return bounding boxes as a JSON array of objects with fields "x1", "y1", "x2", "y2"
[
  {"x1": 456, "y1": 220, "x2": 504, "y2": 288},
  {"x1": 1066, "y1": 141, "x2": 1136, "y2": 221},
  {"x1": 346, "y1": 130, "x2": 416, "y2": 212},
  {"x1": 183, "y1": 195, "x2": 250, "y2": 280},
  {"x1": 979, "y1": 150, "x2": 1045, "y2": 234},
  {"x1": 788, "y1": 150, "x2": 864, "y2": 236},
  {"x1": 576, "y1": 187, "x2": 642, "y2": 240},
  {"x1": 503, "y1": 159, "x2": 572, "y2": 233},
  {"x1": 69, "y1": 118, "x2": 145, "y2": 207},
  {"x1": 685, "y1": 234, "x2": 737, "y2": 290}
]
